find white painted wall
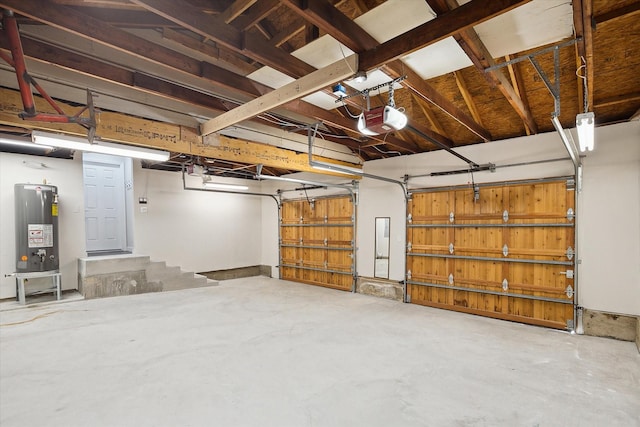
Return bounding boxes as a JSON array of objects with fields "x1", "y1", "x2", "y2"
[
  {"x1": 0, "y1": 153, "x2": 86, "y2": 299},
  {"x1": 0, "y1": 153, "x2": 263, "y2": 299},
  {"x1": 131, "y1": 168, "x2": 263, "y2": 274},
  {"x1": 578, "y1": 122, "x2": 640, "y2": 315}
]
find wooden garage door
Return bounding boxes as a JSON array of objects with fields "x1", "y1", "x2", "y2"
[
  {"x1": 280, "y1": 196, "x2": 355, "y2": 291},
  {"x1": 406, "y1": 178, "x2": 576, "y2": 329}
]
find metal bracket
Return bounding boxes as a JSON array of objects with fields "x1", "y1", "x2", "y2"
[
  {"x1": 503, "y1": 210, "x2": 509, "y2": 222},
  {"x1": 407, "y1": 213, "x2": 413, "y2": 223},
  {"x1": 566, "y1": 246, "x2": 574, "y2": 260},
  {"x1": 449, "y1": 243, "x2": 454, "y2": 254},
  {"x1": 448, "y1": 274, "x2": 454, "y2": 285},
  {"x1": 323, "y1": 238, "x2": 328, "y2": 246},
  {"x1": 565, "y1": 285, "x2": 574, "y2": 298},
  {"x1": 567, "y1": 208, "x2": 575, "y2": 221},
  {"x1": 407, "y1": 242, "x2": 412, "y2": 252},
  {"x1": 324, "y1": 215, "x2": 328, "y2": 223},
  {"x1": 407, "y1": 270, "x2": 412, "y2": 280},
  {"x1": 502, "y1": 244, "x2": 509, "y2": 257},
  {"x1": 566, "y1": 178, "x2": 576, "y2": 190},
  {"x1": 560, "y1": 270, "x2": 574, "y2": 279},
  {"x1": 502, "y1": 279, "x2": 509, "y2": 291},
  {"x1": 299, "y1": 216, "x2": 304, "y2": 223},
  {"x1": 449, "y1": 212, "x2": 455, "y2": 223}
]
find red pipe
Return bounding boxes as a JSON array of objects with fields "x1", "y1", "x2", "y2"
[{"x1": 2, "y1": 10, "x2": 35, "y2": 115}]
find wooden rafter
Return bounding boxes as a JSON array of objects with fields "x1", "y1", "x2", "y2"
[
  {"x1": 277, "y1": 0, "x2": 490, "y2": 143},
  {"x1": 219, "y1": 0, "x2": 259, "y2": 24},
  {"x1": 411, "y1": 94, "x2": 446, "y2": 137},
  {"x1": 201, "y1": 55, "x2": 358, "y2": 135},
  {"x1": 453, "y1": 71, "x2": 483, "y2": 127},
  {"x1": 232, "y1": 0, "x2": 280, "y2": 31},
  {"x1": 504, "y1": 54, "x2": 531, "y2": 135},
  {"x1": 384, "y1": 61, "x2": 491, "y2": 141},
  {"x1": 128, "y1": 0, "x2": 315, "y2": 78},
  {"x1": 573, "y1": 0, "x2": 594, "y2": 114},
  {"x1": 427, "y1": 0, "x2": 538, "y2": 134},
  {"x1": 359, "y1": 0, "x2": 532, "y2": 71},
  {"x1": 594, "y1": 2, "x2": 640, "y2": 25}
]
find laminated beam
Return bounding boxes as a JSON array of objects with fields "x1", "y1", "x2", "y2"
[
  {"x1": 0, "y1": 87, "x2": 358, "y2": 174},
  {"x1": 200, "y1": 54, "x2": 358, "y2": 136}
]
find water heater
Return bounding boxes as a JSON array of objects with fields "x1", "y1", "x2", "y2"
[{"x1": 14, "y1": 183, "x2": 59, "y2": 273}]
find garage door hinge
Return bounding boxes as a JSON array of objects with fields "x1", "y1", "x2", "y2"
[
  {"x1": 448, "y1": 274, "x2": 454, "y2": 284},
  {"x1": 502, "y1": 244, "x2": 509, "y2": 257},
  {"x1": 449, "y1": 243, "x2": 454, "y2": 254},
  {"x1": 449, "y1": 212, "x2": 455, "y2": 222},
  {"x1": 324, "y1": 215, "x2": 328, "y2": 223},
  {"x1": 407, "y1": 270, "x2": 412, "y2": 279},
  {"x1": 566, "y1": 246, "x2": 574, "y2": 260},
  {"x1": 407, "y1": 213, "x2": 412, "y2": 223},
  {"x1": 407, "y1": 242, "x2": 412, "y2": 252},
  {"x1": 567, "y1": 208, "x2": 575, "y2": 221},
  {"x1": 324, "y1": 238, "x2": 328, "y2": 246},
  {"x1": 565, "y1": 285, "x2": 574, "y2": 298},
  {"x1": 567, "y1": 178, "x2": 575, "y2": 190},
  {"x1": 299, "y1": 216, "x2": 304, "y2": 223},
  {"x1": 502, "y1": 278, "x2": 509, "y2": 291},
  {"x1": 503, "y1": 210, "x2": 509, "y2": 222}
]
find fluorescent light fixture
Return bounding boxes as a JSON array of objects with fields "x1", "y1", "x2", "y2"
[
  {"x1": 32, "y1": 130, "x2": 170, "y2": 161},
  {"x1": 576, "y1": 112, "x2": 595, "y2": 152},
  {"x1": 357, "y1": 106, "x2": 407, "y2": 135},
  {"x1": 0, "y1": 135, "x2": 53, "y2": 151},
  {"x1": 203, "y1": 182, "x2": 249, "y2": 191}
]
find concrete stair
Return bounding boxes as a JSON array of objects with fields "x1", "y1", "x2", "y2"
[{"x1": 78, "y1": 255, "x2": 218, "y2": 299}]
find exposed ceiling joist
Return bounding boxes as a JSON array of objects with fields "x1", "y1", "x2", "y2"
[
  {"x1": 232, "y1": 0, "x2": 280, "y2": 31},
  {"x1": 219, "y1": 0, "x2": 259, "y2": 24},
  {"x1": 594, "y1": 2, "x2": 640, "y2": 25},
  {"x1": 130, "y1": 0, "x2": 315, "y2": 78},
  {"x1": 383, "y1": 61, "x2": 491, "y2": 142},
  {"x1": 200, "y1": 54, "x2": 358, "y2": 135},
  {"x1": 573, "y1": 0, "x2": 594, "y2": 114},
  {"x1": 359, "y1": 0, "x2": 532, "y2": 71}
]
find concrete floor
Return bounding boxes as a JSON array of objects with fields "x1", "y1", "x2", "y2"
[{"x1": 1, "y1": 277, "x2": 638, "y2": 427}]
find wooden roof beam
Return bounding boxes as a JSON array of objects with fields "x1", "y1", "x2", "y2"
[
  {"x1": 573, "y1": 0, "x2": 594, "y2": 114},
  {"x1": 200, "y1": 54, "x2": 358, "y2": 135},
  {"x1": 427, "y1": 0, "x2": 538, "y2": 134},
  {"x1": 219, "y1": 0, "x2": 259, "y2": 24},
  {"x1": 594, "y1": 2, "x2": 640, "y2": 25},
  {"x1": 232, "y1": 0, "x2": 280, "y2": 31},
  {"x1": 383, "y1": 61, "x2": 491, "y2": 142},
  {"x1": 359, "y1": 0, "x2": 531, "y2": 70},
  {"x1": 129, "y1": 0, "x2": 315, "y2": 78}
]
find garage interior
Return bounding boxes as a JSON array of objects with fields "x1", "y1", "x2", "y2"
[{"x1": 0, "y1": 0, "x2": 638, "y2": 425}]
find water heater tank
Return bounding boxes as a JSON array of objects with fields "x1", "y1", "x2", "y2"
[{"x1": 14, "y1": 183, "x2": 59, "y2": 273}]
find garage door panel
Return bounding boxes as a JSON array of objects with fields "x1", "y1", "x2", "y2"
[
  {"x1": 407, "y1": 178, "x2": 575, "y2": 330},
  {"x1": 280, "y1": 196, "x2": 354, "y2": 292}
]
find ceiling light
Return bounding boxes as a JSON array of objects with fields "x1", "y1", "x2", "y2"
[
  {"x1": 32, "y1": 130, "x2": 170, "y2": 161},
  {"x1": 576, "y1": 112, "x2": 595, "y2": 152},
  {"x1": 0, "y1": 135, "x2": 53, "y2": 151},
  {"x1": 357, "y1": 106, "x2": 408, "y2": 135},
  {"x1": 203, "y1": 182, "x2": 249, "y2": 191}
]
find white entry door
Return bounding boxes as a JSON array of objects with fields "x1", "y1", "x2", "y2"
[{"x1": 83, "y1": 153, "x2": 127, "y2": 253}]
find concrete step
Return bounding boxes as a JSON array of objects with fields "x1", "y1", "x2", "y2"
[
  {"x1": 162, "y1": 271, "x2": 212, "y2": 291},
  {"x1": 145, "y1": 262, "x2": 181, "y2": 281}
]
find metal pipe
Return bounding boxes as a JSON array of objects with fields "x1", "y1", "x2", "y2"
[
  {"x1": 407, "y1": 280, "x2": 573, "y2": 305},
  {"x1": 407, "y1": 157, "x2": 570, "y2": 179},
  {"x1": 255, "y1": 168, "x2": 357, "y2": 204},
  {"x1": 552, "y1": 116, "x2": 580, "y2": 168},
  {"x1": 181, "y1": 164, "x2": 279, "y2": 205},
  {"x1": 281, "y1": 223, "x2": 353, "y2": 228},
  {"x1": 407, "y1": 223, "x2": 574, "y2": 228},
  {"x1": 3, "y1": 10, "x2": 35, "y2": 115},
  {"x1": 406, "y1": 252, "x2": 573, "y2": 266}
]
